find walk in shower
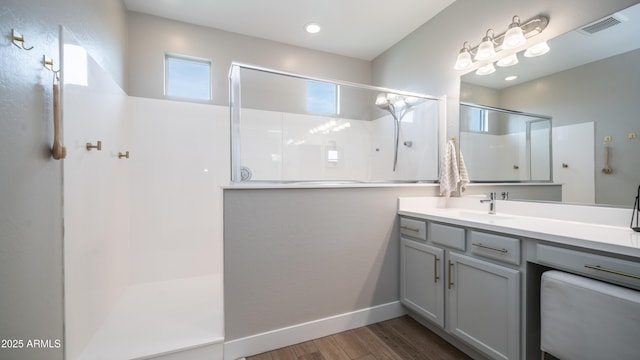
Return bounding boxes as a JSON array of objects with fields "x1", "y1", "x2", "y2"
[
  {"x1": 229, "y1": 63, "x2": 441, "y2": 183},
  {"x1": 61, "y1": 28, "x2": 224, "y2": 359}
]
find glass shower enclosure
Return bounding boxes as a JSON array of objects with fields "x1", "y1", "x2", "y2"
[{"x1": 229, "y1": 63, "x2": 441, "y2": 183}]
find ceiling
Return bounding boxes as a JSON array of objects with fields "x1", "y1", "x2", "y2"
[{"x1": 123, "y1": 0, "x2": 456, "y2": 60}]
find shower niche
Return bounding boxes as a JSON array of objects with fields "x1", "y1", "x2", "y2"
[{"x1": 229, "y1": 63, "x2": 441, "y2": 183}]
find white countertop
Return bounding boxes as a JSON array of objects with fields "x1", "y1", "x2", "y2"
[{"x1": 398, "y1": 197, "x2": 640, "y2": 259}]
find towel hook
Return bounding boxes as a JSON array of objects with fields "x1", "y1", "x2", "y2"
[
  {"x1": 42, "y1": 55, "x2": 60, "y2": 81},
  {"x1": 86, "y1": 141, "x2": 102, "y2": 151},
  {"x1": 602, "y1": 145, "x2": 613, "y2": 174},
  {"x1": 11, "y1": 29, "x2": 34, "y2": 50}
]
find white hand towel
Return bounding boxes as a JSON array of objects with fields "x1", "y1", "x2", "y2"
[
  {"x1": 439, "y1": 140, "x2": 460, "y2": 197},
  {"x1": 458, "y1": 149, "x2": 470, "y2": 192}
]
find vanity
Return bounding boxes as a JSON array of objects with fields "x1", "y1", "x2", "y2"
[{"x1": 397, "y1": 196, "x2": 640, "y2": 360}]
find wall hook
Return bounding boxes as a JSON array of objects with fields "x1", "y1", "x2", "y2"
[
  {"x1": 118, "y1": 151, "x2": 130, "y2": 159},
  {"x1": 86, "y1": 141, "x2": 102, "y2": 151},
  {"x1": 42, "y1": 55, "x2": 60, "y2": 81},
  {"x1": 11, "y1": 29, "x2": 34, "y2": 50},
  {"x1": 602, "y1": 145, "x2": 613, "y2": 174}
]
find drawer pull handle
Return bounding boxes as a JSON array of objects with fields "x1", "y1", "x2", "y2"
[
  {"x1": 434, "y1": 256, "x2": 440, "y2": 283},
  {"x1": 472, "y1": 242, "x2": 508, "y2": 254},
  {"x1": 448, "y1": 260, "x2": 454, "y2": 290},
  {"x1": 400, "y1": 225, "x2": 421, "y2": 233},
  {"x1": 584, "y1": 264, "x2": 640, "y2": 280}
]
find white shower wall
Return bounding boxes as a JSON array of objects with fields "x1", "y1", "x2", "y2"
[
  {"x1": 460, "y1": 132, "x2": 527, "y2": 180},
  {"x1": 239, "y1": 99, "x2": 439, "y2": 182},
  {"x1": 63, "y1": 29, "x2": 225, "y2": 360},
  {"x1": 62, "y1": 29, "x2": 131, "y2": 360},
  {"x1": 128, "y1": 97, "x2": 227, "y2": 283}
]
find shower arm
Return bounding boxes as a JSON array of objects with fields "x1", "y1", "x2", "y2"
[
  {"x1": 376, "y1": 94, "x2": 413, "y2": 172},
  {"x1": 387, "y1": 104, "x2": 411, "y2": 172}
]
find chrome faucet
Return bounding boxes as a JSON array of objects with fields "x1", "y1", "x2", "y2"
[{"x1": 480, "y1": 192, "x2": 497, "y2": 214}]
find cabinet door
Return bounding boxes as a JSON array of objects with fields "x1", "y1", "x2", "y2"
[
  {"x1": 400, "y1": 238, "x2": 445, "y2": 327},
  {"x1": 447, "y1": 253, "x2": 520, "y2": 360}
]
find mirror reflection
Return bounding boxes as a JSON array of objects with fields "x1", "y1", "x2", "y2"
[
  {"x1": 460, "y1": 103, "x2": 551, "y2": 182},
  {"x1": 460, "y1": 3, "x2": 640, "y2": 207}
]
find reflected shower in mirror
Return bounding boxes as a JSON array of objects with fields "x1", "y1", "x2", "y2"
[
  {"x1": 460, "y1": 103, "x2": 551, "y2": 182},
  {"x1": 460, "y1": 3, "x2": 640, "y2": 207}
]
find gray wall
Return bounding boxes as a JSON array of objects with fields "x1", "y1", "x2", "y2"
[
  {"x1": 224, "y1": 186, "x2": 439, "y2": 340},
  {"x1": 127, "y1": 12, "x2": 372, "y2": 106},
  {"x1": 0, "y1": 1, "x2": 127, "y2": 360}
]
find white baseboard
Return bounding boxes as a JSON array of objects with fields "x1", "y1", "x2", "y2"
[{"x1": 223, "y1": 301, "x2": 405, "y2": 360}]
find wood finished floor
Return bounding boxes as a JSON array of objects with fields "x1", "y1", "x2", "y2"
[{"x1": 245, "y1": 316, "x2": 472, "y2": 360}]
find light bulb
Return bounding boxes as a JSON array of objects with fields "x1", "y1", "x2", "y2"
[
  {"x1": 525, "y1": 41, "x2": 550, "y2": 57},
  {"x1": 502, "y1": 16, "x2": 526, "y2": 49},
  {"x1": 304, "y1": 23, "x2": 321, "y2": 34},
  {"x1": 497, "y1": 54, "x2": 519, "y2": 67},
  {"x1": 475, "y1": 31, "x2": 496, "y2": 61},
  {"x1": 454, "y1": 49, "x2": 473, "y2": 70},
  {"x1": 475, "y1": 63, "x2": 496, "y2": 76}
]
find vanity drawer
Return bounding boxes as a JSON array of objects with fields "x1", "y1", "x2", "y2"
[
  {"x1": 430, "y1": 223, "x2": 465, "y2": 251},
  {"x1": 400, "y1": 217, "x2": 427, "y2": 241},
  {"x1": 469, "y1": 231, "x2": 520, "y2": 265},
  {"x1": 537, "y1": 244, "x2": 640, "y2": 290}
]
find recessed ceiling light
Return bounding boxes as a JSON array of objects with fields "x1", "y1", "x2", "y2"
[
  {"x1": 305, "y1": 22, "x2": 321, "y2": 34},
  {"x1": 505, "y1": 75, "x2": 518, "y2": 81}
]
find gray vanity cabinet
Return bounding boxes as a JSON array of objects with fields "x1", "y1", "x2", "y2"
[
  {"x1": 400, "y1": 238, "x2": 445, "y2": 326},
  {"x1": 400, "y1": 217, "x2": 521, "y2": 360},
  {"x1": 447, "y1": 252, "x2": 520, "y2": 360}
]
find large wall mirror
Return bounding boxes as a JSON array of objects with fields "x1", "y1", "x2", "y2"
[{"x1": 460, "y1": 3, "x2": 640, "y2": 208}]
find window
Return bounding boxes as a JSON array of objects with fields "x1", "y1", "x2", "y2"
[
  {"x1": 165, "y1": 53, "x2": 211, "y2": 100},
  {"x1": 307, "y1": 80, "x2": 339, "y2": 114},
  {"x1": 63, "y1": 44, "x2": 88, "y2": 86},
  {"x1": 468, "y1": 107, "x2": 489, "y2": 132}
]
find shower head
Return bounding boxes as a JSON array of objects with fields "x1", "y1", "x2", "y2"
[
  {"x1": 375, "y1": 93, "x2": 392, "y2": 110},
  {"x1": 376, "y1": 93, "x2": 418, "y2": 112}
]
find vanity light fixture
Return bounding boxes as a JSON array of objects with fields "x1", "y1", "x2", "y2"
[
  {"x1": 475, "y1": 30, "x2": 497, "y2": 61},
  {"x1": 503, "y1": 16, "x2": 527, "y2": 49},
  {"x1": 454, "y1": 14, "x2": 549, "y2": 72},
  {"x1": 454, "y1": 42, "x2": 474, "y2": 70},
  {"x1": 497, "y1": 53, "x2": 519, "y2": 67},
  {"x1": 475, "y1": 63, "x2": 496, "y2": 76},
  {"x1": 304, "y1": 22, "x2": 321, "y2": 34},
  {"x1": 524, "y1": 41, "x2": 550, "y2": 57}
]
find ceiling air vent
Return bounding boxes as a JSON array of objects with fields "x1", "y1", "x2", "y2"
[{"x1": 579, "y1": 14, "x2": 625, "y2": 35}]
